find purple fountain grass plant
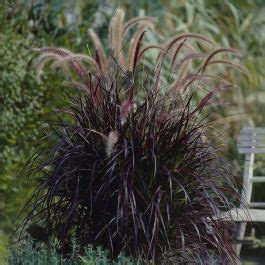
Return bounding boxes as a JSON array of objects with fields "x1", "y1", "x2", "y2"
[{"x1": 21, "y1": 8, "x2": 244, "y2": 263}]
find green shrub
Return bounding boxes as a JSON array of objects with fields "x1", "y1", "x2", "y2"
[{"x1": 8, "y1": 237, "x2": 140, "y2": 265}]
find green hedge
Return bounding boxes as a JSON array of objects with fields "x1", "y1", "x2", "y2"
[
  {"x1": 0, "y1": 30, "x2": 45, "y2": 235},
  {"x1": 0, "y1": 0, "x2": 101, "y2": 239}
]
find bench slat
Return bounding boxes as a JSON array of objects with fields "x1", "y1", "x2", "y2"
[
  {"x1": 238, "y1": 135, "x2": 265, "y2": 141},
  {"x1": 238, "y1": 139, "x2": 265, "y2": 145},
  {"x1": 249, "y1": 202, "x2": 265, "y2": 208},
  {"x1": 238, "y1": 146, "x2": 265, "y2": 150},
  {"x1": 240, "y1": 127, "x2": 265, "y2": 135},
  {"x1": 216, "y1": 209, "x2": 265, "y2": 222},
  {"x1": 238, "y1": 143, "x2": 265, "y2": 148},
  {"x1": 251, "y1": 177, "x2": 265, "y2": 183},
  {"x1": 238, "y1": 147, "x2": 265, "y2": 154}
]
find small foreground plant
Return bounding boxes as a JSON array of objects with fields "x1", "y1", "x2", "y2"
[
  {"x1": 9, "y1": 236, "x2": 139, "y2": 265},
  {"x1": 20, "y1": 8, "x2": 243, "y2": 263}
]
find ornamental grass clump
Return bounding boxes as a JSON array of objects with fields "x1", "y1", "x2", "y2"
[{"x1": 21, "y1": 9, "x2": 244, "y2": 263}]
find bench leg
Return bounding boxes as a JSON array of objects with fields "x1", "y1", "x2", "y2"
[{"x1": 235, "y1": 222, "x2": 247, "y2": 259}]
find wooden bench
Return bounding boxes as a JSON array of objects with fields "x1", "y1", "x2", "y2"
[{"x1": 236, "y1": 127, "x2": 265, "y2": 255}]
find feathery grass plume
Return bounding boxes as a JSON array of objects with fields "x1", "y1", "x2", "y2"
[
  {"x1": 35, "y1": 53, "x2": 63, "y2": 84},
  {"x1": 88, "y1": 28, "x2": 107, "y2": 72},
  {"x1": 106, "y1": 131, "x2": 119, "y2": 157},
  {"x1": 113, "y1": 9, "x2": 125, "y2": 66},
  {"x1": 128, "y1": 27, "x2": 147, "y2": 73},
  {"x1": 22, "y1": 8, "x2": 244, "y2": 263},
  {"x1": 123, "y1": 16, "x2": 155, "y2": 35}
]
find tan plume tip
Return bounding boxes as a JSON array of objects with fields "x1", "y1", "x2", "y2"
[
  {"x1": 129, "y1": 28, "x2": 146, "y2": 72},
  {"x1": 53, "y1": 54, "x2": 100, "y2": 73},
  {"x1": 111, "y1": 8, "x2": 125, "y2": 67},
  {"x1": 201, "y1": 48, "x2": 242, "y2": 73},
  {"x1": 34, "y1": 53, "x2": 62, "y2": 83},
  {"x1": 106, "y1": 131, "x2": 119, "y2": 157},
  {"x1": 33, "y1": 47, "x2": 73, "y2": 57},
  {"x1": 88, "y1": 28, "x2": 106, "y2": 71},
  {"x1": 123, "y1": 16, "x2": 156, "y2": 35},
  {"x1": 165, "y1": 33, "x2": 215, "y2": 53}
]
